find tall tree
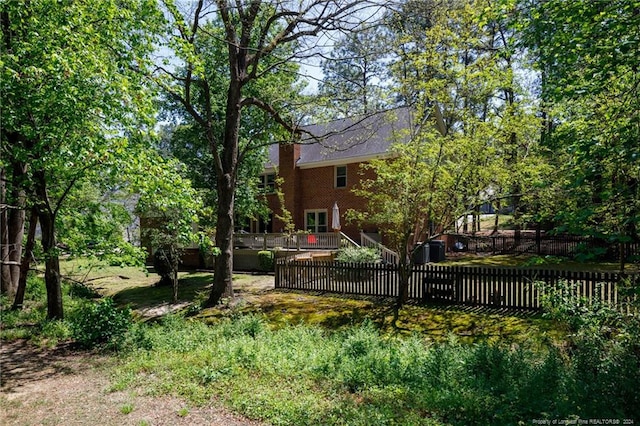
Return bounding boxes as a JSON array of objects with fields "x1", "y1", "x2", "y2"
[
  {"x1": 350, "y1": 0, "x2": 542, "y2": 321},
  {"x1": 519, "y1": 0, "x2": 640, "y2": 269},
  {"x1": 1, "y1": 0, "x2": 160, "y2": 318},
  {"x1": 318, "y1": 24, "x2": 390, "y2": 117},
  {"x1": 155, "y1": 12, "x2": 301, "y2": 232},
  {"x1": 153, "y1": 0, "x2": 377, "y2": 306},
  {"x1": 390, "y1": 0, "x2": 542, "y2": 230},
  {"x1": 349, "y1": 110, "x2": 452, "y2": 322}
]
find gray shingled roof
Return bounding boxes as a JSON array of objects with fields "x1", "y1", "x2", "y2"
[{"x1": 266, "y1": 107, "x2": 414, "y2": 169}]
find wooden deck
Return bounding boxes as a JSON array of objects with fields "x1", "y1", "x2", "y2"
[{"x1": 234, "y1": 232, "x2": 356, "y2": 251}]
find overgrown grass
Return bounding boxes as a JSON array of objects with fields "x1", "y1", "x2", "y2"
[
  {"x1": 0, "y1": 274, "x2": 80, "y2": 346},
  {"x1": 112, "y1": 314, "x2": 637, "y2": 425},
  {"x1": 4, "y1": 258, "x2": 638, "y2": 424}
]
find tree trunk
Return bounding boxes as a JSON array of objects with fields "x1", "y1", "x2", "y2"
[
  {"x1": 1, "y1": 163, "x2": 27, "y2": 298},
  {"x1": 6, "y1": 188, "x2": 26, "y2": 297},
  {"x1": 393, "y1": 256, "x2": 412, "y2": 326},
  {"x1": 207, "y1": 173, "x2": 236, "y2": 305},
  {"x1": 206, "y1": 76, "x2": 242, "y2": 306},
  {"x1": 38, "y1": 208, "x2": 63, "y2": 319},
  {"x1": 1, "y1": 167, "x2": 10, "y2": 293},
  {"x1": 12, "y1": 208, "x2": 38, "y2": 310},
  {"x1": 492, "y1": 199, "x2": 501, "y2": 234},
  {"x1": 34, "y1": 170, "x2": 63, "y2": 319},
  {"x1": 172, "y1": 266, "x2": 179, "y2": 302}
]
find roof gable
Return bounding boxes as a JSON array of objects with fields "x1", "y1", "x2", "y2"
[{"x1": 265, "y1": 107, "x2": 414, "y2": 170}]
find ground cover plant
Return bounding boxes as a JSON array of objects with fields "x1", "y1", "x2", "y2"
[
  {"x1": 112, "y1": 313, "x2": 637, "y2": 425},
  {"x1": 2, "y1": 257, "x2": 638, "y2": 424}
]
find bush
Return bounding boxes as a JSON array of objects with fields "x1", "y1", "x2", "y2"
[
  {"x1": 153, "y1": 247, "x2": 179, "y2": 286},
  {"x1": 335, "y1": 246, "x2": 380, "y2": 264},
  {"x1": 69, "y1": 298, "x2": 132, "y2": 349},
  {"x1": 257, "y1": 250, "x2": 275, "y2": 272},
  {"x1": 539, "y1": 280, "x2": 640, "y2": 419}
]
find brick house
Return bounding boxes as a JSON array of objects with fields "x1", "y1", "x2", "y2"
[{"x1": 244, "y1": 108, "x2": 414, "y2": 243}]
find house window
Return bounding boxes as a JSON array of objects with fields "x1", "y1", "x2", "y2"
[
  {"x1": 258, "y1": 173, "x2": 276, "y2": 193},
  {"x1": 256, "y1": 214, "x2": 273, "y2": 233},
  {"x1": 305, "y1": 210, "x2": 328, "y2": 233},
  {"x1": 335, "y1": 166, "x2": 347, "y2": 188}
]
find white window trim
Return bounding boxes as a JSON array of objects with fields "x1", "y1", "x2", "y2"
[
  {"x1": 304, "y1": 209, "x2": 328, "y2": 233},
  {"x1": 335, "y1": 165, "x2": 347, "y2": 188}
]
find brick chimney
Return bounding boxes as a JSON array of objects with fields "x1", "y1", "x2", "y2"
[{"x1": 275, "y1": 143, "x2": 301, "y2": 231}]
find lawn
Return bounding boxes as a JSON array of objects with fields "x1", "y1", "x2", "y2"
[
  {"x1": 3, "y1": 255, "x2": 638, "y2": 425},
  {"x1": 441, "y1": 252, "x2": 638, "y2": 272},
  {"x1": 54, "y1": 258, "x2": 559, "y2": 346}
]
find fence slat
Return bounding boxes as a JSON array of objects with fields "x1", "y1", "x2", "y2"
[{"x1": 272, "y1": 259, "x2": 637, "y2": 311}]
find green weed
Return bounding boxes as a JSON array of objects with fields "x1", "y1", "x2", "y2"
[
  {"x1": 69, "y1": 298, "x2": 132, "y2": 349},
  {"x1": 113, "y1": 314, "x2": 637, "y2": 425},
  {"x1": 119, "y1": 403, "x2": 134, "y2": 414}
]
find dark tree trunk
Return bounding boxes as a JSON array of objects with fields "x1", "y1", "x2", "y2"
[
  {"x1": 207, "y1": 172, "x2": 236, "y2": 305},
  {"x1": 38, "y1": 208, "x2": 63, "y2": 319},
  {"x1": 1, "y1": 167, "x2": 10, "y2": 293},
  {"x1": 492, "y1": 199, "x2": 501, "y2": 234},
  {"x1": 393, "y1": 248, "x2": 412, "y2": 326},
  {"x1": 6, "y1": 185, "x2": 26, "y2": 297},
  {"x1": 172, "y1": 266, "x2": 179, "y2": 302},
  {"x1": 12, "y1": 208, "x2": 38, "y2": 310},
  {"x1": 1, "y1": 162, "x2": 27, "y2": 298},
  {"x1": 34, "y1": 170, "x2": 63, "y2": 319},
  {"x1": 206, "y1": 76, "x2": 242, "y2": 306}
]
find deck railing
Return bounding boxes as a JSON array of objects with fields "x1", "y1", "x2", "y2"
[
  {"x1": 361, "y1": 233, "x2": 399, "y2": 264},
  {"x1": 234, "y1": 231, "x2": 356, "y2": 251}
]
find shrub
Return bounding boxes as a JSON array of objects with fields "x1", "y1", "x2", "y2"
[
  {"x1": 68, "y1": 282, "x2": 100, "y2": 299},
  {"x1": 335, "y1": 246, "x2": 380, "y2": 264},
  {"x1": 539, "y1": 280, "x2": 640, "y2": 419},
  {"x1": 153, "y1": 247, "x2": 179, "y2": 286},
  {"x1": 69, "y1": 298, "x2": 132, "y2": 349},
  {"x1": 257, "y1": 250, "x2": 275, "y2": 272}
]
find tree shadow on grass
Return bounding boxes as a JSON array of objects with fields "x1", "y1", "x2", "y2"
[{"x1": 111, "y1": 272, "x2": 213, "y2": 312}]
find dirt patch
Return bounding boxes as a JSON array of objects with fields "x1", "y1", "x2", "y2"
[{"x1": 0, "y1": 340, "x2": 264, "y2": 426}]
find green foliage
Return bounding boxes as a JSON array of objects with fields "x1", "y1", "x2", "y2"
[
  {"x1": 518, "y1": 0, "x2": 640, "y2": 255},
  {"x1": 1, "y1": 0, "x2": 163, "y2": 319},
  {"x1": 572, "y1": 244, "x2": 608, "y2": 263},
  {"x1": 119, "y1": 403, "x2": 134, "y2": 415},
  {"x1": 372, "y1": 0, "x2": 546, "y2": 250},
  {"x1": 257, "y1": 250, "x2": 275, "y2": 272},
  {"x1": 37, "y1": 319, "x2": 72, "y2": 344},
  {"x1": 155, "y1": 4, "x2": 302, "y2": 229},
  {"x1": 539, "y1": 280, "x2": 640, "y2": 418},
  {"x1": 335, "y1": 247, "x2": 380, "y2": 264},
  {"x1": 69, "y1": 298, "x2": 132, "y2": 350},
  {"x1": 8, "y1": 269, "x2": 638, "y2": 422},
  {"x1": 521, "y1": 255, "x2": 564, "y2": 267},
  {"x1": 318, "y1": 23, "x2": 390, "y2": 117},
  {"x1": 67, "y1": 282, "x2": 101, "y2": 300},
  {"x1": 115, "y1": 313, "x2": 637, "y2": 424},
  {"x1": 153, "y1": 248, "x2": 179, "y2": 287},
  {"x1": 134, "y1": 152, "x2": 205, "y2": 301},
  {"x1": 56, "y1": 182, "x2": 146, "y2": 267}
]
